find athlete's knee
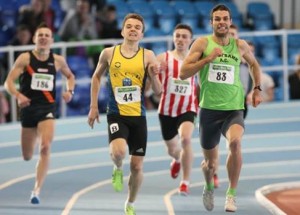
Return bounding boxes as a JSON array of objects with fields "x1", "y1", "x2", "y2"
[
  {"x1": 228, "y1": 138, "x2": 241, "y2": 153},
  {"x1": 180, "y1": 135, "x2": 191, "y2": 147},
  {"x1": 167, "y1": 145, "x2": 178, "y2": 157},
  {"x1": 111, "y1": 149, "x2": 126, "y2": 161},
  {"x1": 39, "y1": 143, "x2": 51, "y2": 157},
  {"x1": 130, "y1": 162, "x2": 143, "y2": 174}
]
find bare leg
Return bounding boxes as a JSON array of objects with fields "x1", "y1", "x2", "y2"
[
  {"x1": 127, "y1": 155, "x2": 144, "y2": 203},
  {"x1": 109, "y1": 138, "x2": 127, "y2": 168},
  {"x1": 178, "y1": 121, "x2": 194, "y2": 182},
  {"x1": 226, "y1": 124, "x2": 243, "y2": 189},
  {"x1": 33, "y1": 119, "x2": 55, "y2": 195}
]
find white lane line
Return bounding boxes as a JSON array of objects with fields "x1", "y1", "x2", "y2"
[
  {"x1": 255, "y1": 181, "x2": 300, "y2": 215},
  {"x1": 2, "y1": 141, "x2": 300, "y2": 165},
  {"x1": 164, "y1": 173, "x2": 300, "y2": 215}
]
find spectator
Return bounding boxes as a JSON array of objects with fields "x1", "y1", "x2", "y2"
[
  {"x1": 0, "y1": 25, "x2": 33, "y2": 82},
  {"x1": 247, "y1": 41, "x2": 275, "y2": 103},
  {"x1": 58, "y1": 0, "x2": 97, "y2": 42},
  {"x1": 18, "y1": 0, "x2": 46, "y2": 35},
  {"x1": 97, "y1": 4, "x2": 121, "y2": 41},
  {"x1": 43, "y1": 0, "x2": 56, "y2": 32},
  {"x1": 288, "y1": 54, "x2": 300, "y2": 100},
  {"x1": 9, "y1": 25, "x2": 33, "y2": 58}
]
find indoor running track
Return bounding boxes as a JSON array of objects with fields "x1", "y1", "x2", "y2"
[{"x1": 1, "y1": 101, "x2": 300, "y2": 215}]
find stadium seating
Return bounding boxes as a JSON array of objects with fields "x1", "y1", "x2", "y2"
[
  {"x1": 171, "y1": 1, "x2": 199, "y2": 29},
  {"x1": 247, "y1": 2, "x2": 275, "y2": 30},
  {"x1": 66, "y1": 55, "x2": 92, "y2": 78},
  {"x1": 150, "y1": 1, "x2": 177, "y2": 34},
  {"x1": 127, "y1": 2, "x2": 155, "y2": 30},
  {"x1": 144, "y1": 27, "x2": 168, "y2": 54}
]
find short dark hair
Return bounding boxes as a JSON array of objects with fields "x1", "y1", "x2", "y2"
[
  {"x1": 34, "y1": 22, "x2": 53, "y2": 37},
  {"x1": 230, "y1": 24, "x2": 238, "y2": 30},
  {"x1": 174, "y1": 23, "x2": 193, "y2": 37},
  {"x1": 122, "y1": 13, "x2": 145, "y2": 33},
  {"x1": 210, "y1": 4, "x2": 232, "y2": 20}
]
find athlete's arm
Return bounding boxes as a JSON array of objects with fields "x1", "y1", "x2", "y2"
[
  {"x1": 88, "y1": 47, "x2": 111, "y2": 128},
  {"x1": 180, "y1": 37, "x2": 207, "y2": 79},
  {"x1": 145, "y1": 49, "x2": 162, "y2": 95},
  {"x1": 239, "y1": 39, "x2": 262, "y2": 107},
  {"x1": 180, "y1": 37, "x2": 222, "y2": 80},
  {"x1": 55, "y1": 54, "x2": 76, "y2": 103},
  {"x1": 4, "y1": 53, "x2": 31, "y2": 108}
]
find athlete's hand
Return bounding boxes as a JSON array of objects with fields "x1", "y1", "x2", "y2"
[
  {"x1": 16, "y1": 93, "x2": 31, "y2": 108},
  {"x1": 62, "y1": 91, "x2": 73, "y2": 103},
  {"x1": 252, "y1": 90, "x2": 262, "y2": 107},
  {"x1": 159, "y1": 61, "x2": 167, "y2": 73},
  {"x1": 148, "y1": 63, "x2": 160, "y2": 78},
  {"x1": 87, "y1": 107, "x2": 100, "y2": 129},
  {"x1": 208, "y1": 47, "x2": 223, "y2": 62}
]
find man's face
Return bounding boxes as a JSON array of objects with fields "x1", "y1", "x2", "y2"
[
  {"x1": 173, "y1": 28, "x2": 192, "y2": 51},
  {"x1": 211, "y1": 10, "x2": 232, "y2": 37},
  {"x1": 121, "y1": 18, "x2": 144, "y2": 42},
  {"x1": 229, "y1": 27, "x2": 238, "y2": 39},
  {"x1": 33, "y1": 27, "x2": 53, "y2": 49}
]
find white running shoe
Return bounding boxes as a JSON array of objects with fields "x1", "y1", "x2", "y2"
[
  {"x1": 202, "y1": 187, "x2": 214, "y2": 211},
  {"x1": 225, "y1": 195, "x2": 237, "y2": 212}
]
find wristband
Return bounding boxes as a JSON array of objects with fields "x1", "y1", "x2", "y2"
[{"x1": 253, "y1": 85, "x2": 262, "y2": 91}]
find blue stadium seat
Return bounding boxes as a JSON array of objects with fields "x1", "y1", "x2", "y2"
[
  {"x1": 0, "y1": 2, "x2": 18, "y2": 29},
  {"x1": 145, "y1": 28, "x2": 166, "y2": 37},
  {"x1": 14, "y1": 0, "x2": 30, "y2": 8},
  {"x1": 150, "y1": 1, "x2": 177, "y2": 34},
  {"x1": 67, "y1": 82, "x2": 90, "y2": 116},
  {"x1": 225, "y1": 2, "x2": 244, "y2": 28},
  {"x1": 193, "y1": 1, "x2": 215, "y2": 18},
  {"x1": 253, "y1": 14, "x2": 275, "y2": 30},
  {"x1": 255, "y1": 36, "x2": 279, "y2": 58},
  {"x1": 287, "y1": 34, "x2": 300, "y2": 64},
  {"x1": 261, "y1": 45, "x2": 280, "y2": 62},
  {"x1": 145, "y1": 28, "x2": 168, "y2": 55},
  {"x1": 0, "y1": 27, "x2": 13, "y2": 46},
  {"x1": 127, "y1": 2, "x2": 155, "y2": 30},
  {"x1": 106, "y1": 0, "x2": 126, "y2": 3},
  {"x1": 193, "y1": 28, "x2": 211, "y2": 36},
  {"x1": 109, "y1": 1, "x2": 131, "y2": 29},
  {"x1": 67, "y1": 55, "x2": 92, "y2": 77},
  {"x1": 247, "y1": 2, "x2": 275, "y2": 30},
  {"x1": 247, "y1": 2, "x2": 272, "y2": 18},
  {"x1": 171, "y1": 1, "x2": 199, "y2": 29},
  {"x1": 193, "y1": 1, "x2": 215, "y2": 30}
]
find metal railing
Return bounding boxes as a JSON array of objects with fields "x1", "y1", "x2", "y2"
[{"x1": 1, "y1": 29, "x2": 300, "y2": 122}]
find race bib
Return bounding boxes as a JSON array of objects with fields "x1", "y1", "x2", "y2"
[
  {"x1": 31, "y1": 73, "x2": 54, "y2": 91},
  {"x1": 208, "y1": 63, "x2": 234, "y2": 85},
  {"x1": 115, "y1": 86, "x2": 141, "y2": 104},
  {"x1": 169, "y1": 78, "x2": 192, "y2": 96}
]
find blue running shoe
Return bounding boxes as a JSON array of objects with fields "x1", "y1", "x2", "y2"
[{"x1": 30, "y1": 192, "x2": 40, "y2": 204}]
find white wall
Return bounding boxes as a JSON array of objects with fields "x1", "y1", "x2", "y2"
[{"x1": 234, "y1": 0, "x2": 300, "y2": 29}]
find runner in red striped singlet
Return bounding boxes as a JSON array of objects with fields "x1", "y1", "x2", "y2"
[{"x1": 157, "y1": 24, "x2": 199, "y2": 196}]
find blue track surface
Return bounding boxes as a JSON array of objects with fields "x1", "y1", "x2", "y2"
[{"x1": 1, "y1": 101, "x2": 300, "y2": 215}]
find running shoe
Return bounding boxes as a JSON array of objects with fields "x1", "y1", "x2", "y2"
[
  {"x1": 112, "y1": 168, "x2": 123, "y2": 192},
  {"x1": 213, "y1": 174, "x2": 219, "y2": 188},
  {"x1": 125, "y1": 205, "x2": 136, "y2": 215},
  {"x1": 170, "y1": 160, "x2": 180, "y2": 179},
  {"x1": 225, "y1": 195, "x2": 237, "y2": 212},
  {"x1": 202, "y1": 187, "x2": 214, "y2": 211},
  {"x1": 30, "y1": 191, "x2": 40, "y2": 204},
  {"x1": 178, "y1": 183, "x2": 189, "y2": 196}
]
